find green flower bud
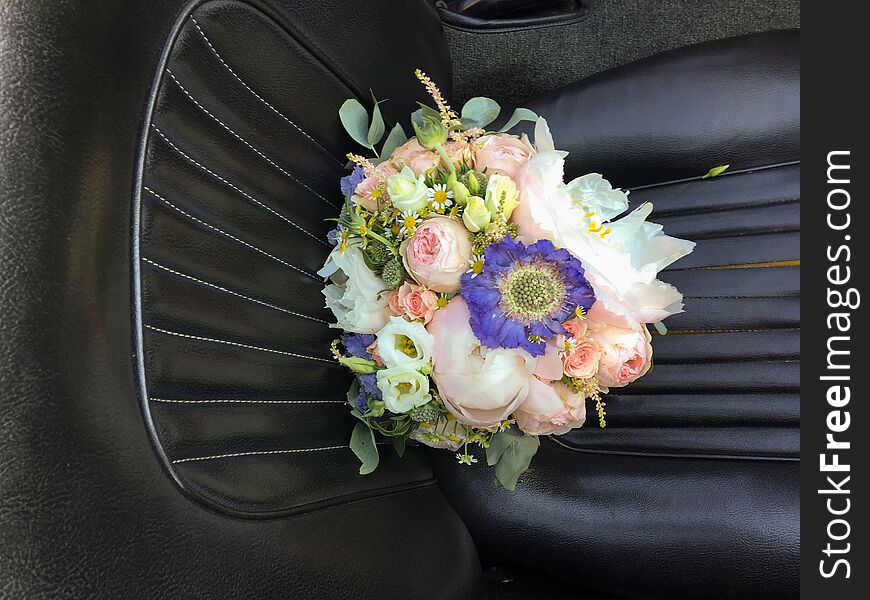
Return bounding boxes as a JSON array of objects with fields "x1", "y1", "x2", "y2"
[
  {"x1": 462, "y1": 196, "x2": 491, "y2": 233},
  {"x1": 381, "y1": 256, "x2": 405, "y2": 290},
  {"x1": 465, "y1": 170, "x2": 486, "y2": 197},
  {"x1": 366, "y1": 398, "x2": 386, "y2": 417},
  {"x1": 412, "y1": 114, "x2": 448, "y2": 150},
  {"x1": 447, "y1": 171, "x2": 470, "y2": 206},
  {"x1": 338, "y1": 356, "x2": 379, "y2": 373}
]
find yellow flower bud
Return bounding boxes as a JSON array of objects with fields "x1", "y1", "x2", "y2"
[{"x1": 462, "y1": 196, "x2": 492, "y2": 233}]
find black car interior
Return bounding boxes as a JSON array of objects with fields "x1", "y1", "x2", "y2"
[{"x1": 0, "y1": 1, "x2": 799, "y2": 598}]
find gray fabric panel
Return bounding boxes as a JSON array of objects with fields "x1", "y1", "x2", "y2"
[{"x1": 444, "y1": 0, "x2": 800, "y2": 105}]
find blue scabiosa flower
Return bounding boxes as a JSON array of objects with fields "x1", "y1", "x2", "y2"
[
  {"x1": 460, "y1": 237, "x2": 595, "y2": 356},
  {"x1": 340, "y1": 166, "x2": 366, "y2": 197}
]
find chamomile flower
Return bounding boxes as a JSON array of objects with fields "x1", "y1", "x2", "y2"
[
  {"x1": 455, "y1": 453, "x2": 478, "y2": 465},
  {"x1": 399, "y1": 211, "x2": 421, "y2": 237},
  {"x1": 428, "y1": 184, "x2": 454, "y2": 212},
  {"x1": 466, "y1": 253, "x2": 485, "y2": 278}
]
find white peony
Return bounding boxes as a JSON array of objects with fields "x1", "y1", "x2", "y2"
[
  {"x1": 375, "y1": 316, "x2": 434, "y2": 370},
  {"x1": 317, "y1": 245, "x2": 391, "y2": 333},
  {"x1": 511, "y1": 131, "x2": 695, "y2": 324},
  {"x1": 386, "y1": 166, "x2": 429, "y2": 212},
  {"x1": 376, "y1": 366, "x2": 432, "y2": 413},
  {"x1": 565, "y1": 173, "x2": 630, "y2": 222}
]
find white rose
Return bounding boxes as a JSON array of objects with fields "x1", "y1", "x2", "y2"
[
  {"x1": 484, "y1": 173, "x2": 520, "y2": 220},
  {"x1": 317, "y1": 245, "x2": 390, "y2": 333},
  {"x1": 376, "y1": 366, "x2": 432, "y2": 413},
  {"x1": 386, "y1": 166, "x2": 429, "y2": 212},
  {"x1": 375, "y1": 317, "x2": 434, "y2": 370}
]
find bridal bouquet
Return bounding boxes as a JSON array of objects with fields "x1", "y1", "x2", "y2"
[{"x1": 318, "y1": 71, "x2": 695, "y2": 489}]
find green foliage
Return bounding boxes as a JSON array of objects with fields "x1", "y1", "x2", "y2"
[
  {"x1": 339, "y1": 99, "x2": 371, "y2": 148},
  {"x1": 486, "y1": 426, "x2": 540, "y2": 490},
  {"x1": 702, "y1": 164, "x2": 730, "y2": 179},
  {"x1": 350, "y1": 422, "x2": 379, "y2": 475},
  {"x1": 499, "y1": 107, "x2": 538, "y2": 132},
  {"x1": 380, "y1": 123, "x2": 408, "y2": 160},
  {"x1": 367, "y1": 98, "x2": 386, "y2": 148},
  {"x1": 461, "y1": 97, "x2": 500, "y2": 129}
]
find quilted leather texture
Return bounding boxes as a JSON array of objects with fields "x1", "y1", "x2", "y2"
[
  {"x1": 430, "y1": 31, "x2": 800, "y2": 600},
  {"x1": 139, "y1": 1, "x2": 436, "y2": 515},
  {"x1": 1, "y1": 0, "x2": 483, "y2": 597}
]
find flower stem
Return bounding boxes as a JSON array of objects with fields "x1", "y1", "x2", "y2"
[
  {"x1": 435, "y1": 143, "x2": 456, "y2": 174},
  {"x1": 366, "y1": 230, "x2": 397, "y2": 253}
]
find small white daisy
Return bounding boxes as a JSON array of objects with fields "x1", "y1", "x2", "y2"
[
  {"x1": 427, "y1": 183, "x2": 454, "y2": 211},
  {"x1": 466, "y1": 254, "x2": 485, "y2": 278},
  {"x1": 398, "y1": 211, "x2": 421, "y2": 237}
]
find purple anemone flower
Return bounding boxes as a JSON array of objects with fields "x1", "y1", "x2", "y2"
[{"x1": 460, "y1": 237, "x2": 595, "y2": 356}]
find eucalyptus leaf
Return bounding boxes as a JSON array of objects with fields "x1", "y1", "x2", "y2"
[
  {"x1": 461, "y1": 96, "x2": 500, "y2": 129},
  {"x1": 702, "y1": 164, "x2": 730, "y2": 179},
  {"x1": 339, "y1": 99, "x2": 371, "y2": 148},
  {"x1": 499, "y1": 107, "x2": 538, "y2": 132},
  {"x1": 493, "y1": 434, "x2": 539, "y2": 491},
  {"x1": 367, "y1": 99, "x2": 386, "y2": 147},
  {"x1": 486, "y1": 427, "x2": 523, "y2": 466},
  {"x1": 350, "y1": 422, "x2": 379, "y2": 475},
  {"x1": 346, "y1": 379, "x2": 361, "y2": 408},
  {"x1": 392, "y1": 435, "x2": 407, "y2": 458},
  {"x1": 380, "y1": 123, "x2": 408, "y2": 159}
]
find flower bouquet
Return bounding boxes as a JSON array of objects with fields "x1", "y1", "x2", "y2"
[{"x1": 318, "y1": 71, "x2": 695, "y2": 489}]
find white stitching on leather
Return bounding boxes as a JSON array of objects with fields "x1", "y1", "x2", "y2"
[
  {"x1": 142, "y1": 257, "x2": 329, "y2": 324},
  {"x1": 172, "y1": 445, "x2": 347, "y2": 464},
  {"x1": 150, "y1": 397, "x2": 344, "y2": 404},
  {"x1": 144, "y1": 324, "x2": 335, "y2": 363},
  {"x1": 164, "y1": 69, "x2": 338, "y2": 209},
  {"x1": 189, "y1": 16, "x2": 344, "y2": 168},
  {"x1": 142, "y1": 186, "x2": 320, "y2": 281},
  {"x1": 150, "y1": 125, "x2": 328, "y2": 247}
]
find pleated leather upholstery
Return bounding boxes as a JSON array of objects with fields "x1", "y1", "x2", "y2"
[
  {"x1": 138, "y1": 2, "x2": 435, "y2": 515},
  {"x1": 558, "y1": 163, "x2": 800, "y2": 460}
]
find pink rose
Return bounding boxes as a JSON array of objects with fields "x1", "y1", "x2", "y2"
[
  {"x1": 353, "y1": 161, "x2": 397, "y2": 211},
  {"x1": 474, "y1": 133, "x2": 535, "y2": 178},
  {"x1": 586, "y1": 302, "x2": 652, "y2": 388},
  {"x1": 391, "y1": 139, "x2": 439, "y2": 175},
  {"x1": 400, "y1": 217, "x2": 472, "y2": 293},
  {"x1": 428, "y1": 297, "x2": 536, "y2": 428},
  {"x1": 387, "y1": 282, "x2": 439, "y2": 323},
  {"x1": 514, "y1": 379, "x2": 587, "y2": 436}
]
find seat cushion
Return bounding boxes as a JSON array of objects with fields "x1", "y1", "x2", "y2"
[
  {"x1": 431, "y1": 31, "x2": 799, "y2": 600},
  {"x1": 0, "y1": 1, "x2": 482, "y2": 598}
]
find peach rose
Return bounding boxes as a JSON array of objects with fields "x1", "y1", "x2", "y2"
[
  {"x1": 400, "y1": 217, "x2": 472, "y2": 292},
  {"x1": 560, "y1": 317, "x2": 602, "y2": 378},
  {"x1": 474, "y1": 133, "x2": 535, "y2": 178},
  {"x1": 586, "y1": 302, "x2": 652, "y2": 388},
  {"x1": 428, "y1": 297, "x2": 536, "y2": 428},
  {"x1": 387, "y1": 282, "x2": 439, "y2": 324},
  {"x1": 391, "y1": 139, "x2": 439, "y2": 175},
  {"x1": 353, "y1": 161, "x2": 398, "y2": 211},
  {"x1": 514, "y1": 379, "x2": 587, "y2": 436}
]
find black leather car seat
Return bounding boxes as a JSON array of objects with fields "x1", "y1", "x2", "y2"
[
  {"x1": 0, "y1": 1, "x2": 482, "y2": 597},
  {"x1": 430, "y1": 30, "x2": 799, "y2": 600}
]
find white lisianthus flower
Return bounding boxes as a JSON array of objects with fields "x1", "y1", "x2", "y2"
[
  {"x1": 565, "y1": 173, "x2": 630, "y2": 222},
  {"x1": 317, "y1": 245, "x2": 391, "y2": 334},
  {"x1": 376, "y1": 366, "x2": 431, "y2": 413},
  {"x1": 511, "y1": 139, "x2": 695, "y2": 324},
  {"x1": 386, "y1": 166, "x2": 429, "y2": 213},
  {"x1": 375, "y1": 316, "x2": 434, "y2": 370},
  {"x1": 484, "y1": 174, "x2": 520, "y2": 220}
]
